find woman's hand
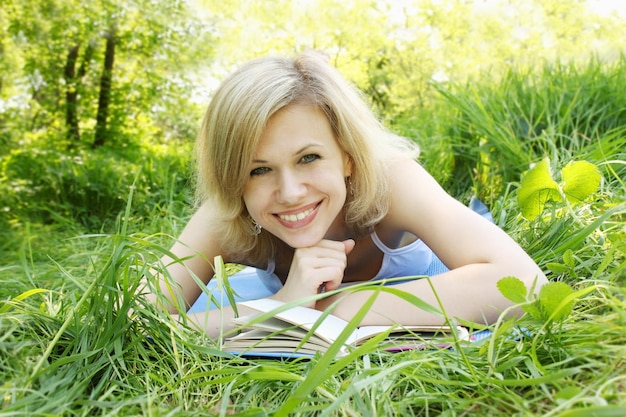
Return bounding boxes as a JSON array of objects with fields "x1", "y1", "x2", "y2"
[{"x1": 271, "y1": 239, "x2": 355, "y2": 307}]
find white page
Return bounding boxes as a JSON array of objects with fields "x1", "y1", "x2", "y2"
[{"x1": 239, "y1": 299, "x2": 357, "y2": 345}]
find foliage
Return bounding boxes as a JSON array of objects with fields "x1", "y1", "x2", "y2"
[
  {"x1": 1, "y1": 0, "x2": 211, "y2": 150},
  {"x1": 0, "y1": 139, "x2": 193, "y2": 231},
  {"x1": 498, "y1": 276, "x2": 577, "y2": 323},
  {"x1": 517, "y1": 158, "x2": 602, "y2": 220},
  {"x1": 200, "y1": 0, "x2": 626, "y2": 120},
  {"x1": 394, "y1": 57, "x2": 626, "y2": 200}
]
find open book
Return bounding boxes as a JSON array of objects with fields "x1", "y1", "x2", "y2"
[{"x1": 223, "y1": 298, "x2": 469, "y2": 358}]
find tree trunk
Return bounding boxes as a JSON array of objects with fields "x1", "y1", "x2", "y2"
[
  {"x1": 92, "y1": 26, "x2": 116, "y2": 149},
  {"x1": 78, "y1": 41, "x2": 95, "y2": 79},
  {"x1": 0, "y1": 42, "x2": 4, "y2": 95},
  {"x1": 64, "y1": 44, "x2": 81, "y2": 143}
]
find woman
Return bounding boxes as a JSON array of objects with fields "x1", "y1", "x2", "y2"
[{"x1": 145, "y1": 51, "x2": 546, "y2": 338}]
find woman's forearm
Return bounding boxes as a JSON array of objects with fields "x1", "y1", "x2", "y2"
[
  {"x1": 186, "y1": 303, "x2": 258, "y2": 340},
  {"x1": 318, "y1": 263, "x2": 545, "y2": 327}
]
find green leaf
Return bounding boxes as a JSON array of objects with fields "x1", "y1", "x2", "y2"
[
  {"x1": 497, "y1": 276, "x2": 528, "y2": 304},
  {"x1": 558, "y1": 406, "x2": 626, "y2": 417},
  {"x1": 521, "y1": 302, "x2": 542, "y2": 320},
  {"x1": 561, "y1": 160, "x2": 601, "y2": 203},
  {"x1": 0, "y1": 288, "x2": 50, "y2": 313},
  {"x1": 554, "y1": 386, "x2": 581, "y2": 401},
  {"x1": 518, "y1": 158, "x2": 562, "y2": 219},
  {"x1": 538, "y1": 282, "x2": 575, "y2": 322},
  {"x1": 545, "y1": 262, "x2": 571, "y2": 274},
  {"x1": 563, "y1": 249, "x2": 575, "y2": 267}
]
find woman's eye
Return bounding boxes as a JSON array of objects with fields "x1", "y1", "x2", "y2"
[
  {"x1": 300, "y1": 154, "x2": 320, "y2": 164},
  {"x1": 250, "y1": 167, "x2": 270, "y2": 176}
]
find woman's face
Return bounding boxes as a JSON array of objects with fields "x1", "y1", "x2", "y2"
[{"x1": 243, "y1": 104, "x2": 352, "y2": 248}]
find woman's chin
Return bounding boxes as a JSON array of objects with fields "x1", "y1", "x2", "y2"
[{"x1": 277, "y1": 232, "x2": 325, "y2": 249}]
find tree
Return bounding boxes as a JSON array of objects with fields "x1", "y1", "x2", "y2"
[
  {"x1": 197, "y1": 0, "x2": 626, "y2": 121},
  {"x1": 2, "y1": 0, "x2": 214, "y2": 151},
  {"x1": 93, "y1": 24, "x2": 117, "y2": 148},
  {"x1": 63, "y1": 45, "x2": 81, "y2": 143}
]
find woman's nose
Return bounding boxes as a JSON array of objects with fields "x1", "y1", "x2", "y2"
[{"x1": 276, "y1": 171, "x2": 306, "y2": 204}]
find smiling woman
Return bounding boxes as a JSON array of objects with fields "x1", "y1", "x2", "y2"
[{"x1": 142, "y1": 50, "x2": 547, "y2": 339}]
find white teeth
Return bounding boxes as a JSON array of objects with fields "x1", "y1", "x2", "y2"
[{"x1": 279, "y1": 207, "x2": 314, "y2": 222}]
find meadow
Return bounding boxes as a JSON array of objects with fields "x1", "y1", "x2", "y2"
[{"x1": 1, "y1": 58, "x2": 625, "y2": 416}]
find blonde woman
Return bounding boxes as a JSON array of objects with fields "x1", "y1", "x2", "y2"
[{"x1": 147, "y1": 52, "x2": 546, "y2": 338}]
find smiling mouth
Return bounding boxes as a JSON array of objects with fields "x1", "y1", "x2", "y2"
[{"x1": 276, "y1": 204, "x2": 318, "y2": 223}]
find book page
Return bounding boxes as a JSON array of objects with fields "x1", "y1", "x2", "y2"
[
  {"x1": 235, "y1": 299, "x2": 469, "y2": 353},
  {"x1": 231, "y1": 319, "x2": 314, "y2": 340},
  {"x1": 353, "y1": 325, "x2": 469, "y2": 347},
  {"x1": 238, "y1": 299, "x2": 354, "y2": 345},
  {"x1": 224, "y1": 333, "x2": 332, "y2": 356}
]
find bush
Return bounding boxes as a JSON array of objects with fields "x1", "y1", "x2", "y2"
[
  {"x1": 393, "y1": 56, "x2": 626, "y2": 202},
  {"x1": 0, "y1": 142, "x2": 192, "y2": 230}
]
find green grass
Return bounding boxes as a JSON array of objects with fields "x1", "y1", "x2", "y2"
[{"x1": 1, "y1": 58, "x2": 625, "y2": 416}]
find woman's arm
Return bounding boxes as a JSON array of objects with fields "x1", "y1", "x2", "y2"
[
  {"x1": 140, "y1": 201, "x2": 225, "y2": 313},
  {"x1": 318, "y1": 159, "x2": 547, "y2": 326},
  {"x1": 140, "y1": 201, "x2": 273, "y2": 339},
  {"x1": 184, "y1": 304, "x2": 258, "y2": 339}
]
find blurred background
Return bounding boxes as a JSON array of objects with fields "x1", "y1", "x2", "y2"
[{"x1": 1, "y1": 0, "x2": 625, "y2": 257}]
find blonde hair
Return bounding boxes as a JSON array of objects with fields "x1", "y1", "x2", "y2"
[{"x1": 195, "y1": 51, "x2": 419, "y2": 265}]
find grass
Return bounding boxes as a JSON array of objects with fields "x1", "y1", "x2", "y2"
[{"x1": 1, "y1": 58, "x2": 625, "y2": 416}]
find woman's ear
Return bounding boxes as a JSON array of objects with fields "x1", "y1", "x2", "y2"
[{"x1": 343, "y1": 154, "x2": 353, "y2": 177}]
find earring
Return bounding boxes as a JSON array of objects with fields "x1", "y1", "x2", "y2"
[
  {"x1": 249, "y1": 217, "x2": 262, "y2": 235},
  {"x1": 348, "y1": 177, "x2": 354, "y2": 196}
]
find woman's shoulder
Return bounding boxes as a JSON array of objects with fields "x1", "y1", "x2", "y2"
[
  {"x1": 385, "y1": 157, "x2": 437, "y2": 191},
  {"x1": 174, "y1": 199, "x2": 233, "y2": 259},
  {"x1": 379, "y1": 158, "x2": 450, "y2": 230}
]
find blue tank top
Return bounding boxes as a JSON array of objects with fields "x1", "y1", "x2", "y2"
[{"x1": 369, "y1": 231, "x2": 435, "y2": 279}]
